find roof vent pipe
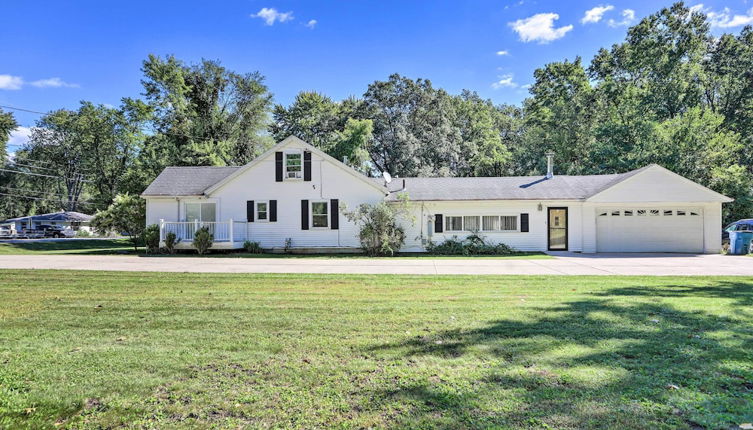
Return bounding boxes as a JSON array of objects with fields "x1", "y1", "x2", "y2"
[{"x1": 545, "y1": 151, "x2": 555, "y2": 179}]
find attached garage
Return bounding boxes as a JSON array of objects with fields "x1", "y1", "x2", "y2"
[{"x1": 596, "y1": 207, "x2": 704, "y2": 253}]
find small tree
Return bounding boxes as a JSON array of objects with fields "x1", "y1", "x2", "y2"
[
  {"x1": 343, "y1": 196, "x2": 412, "y2": 256},
  {"x1": 164, "y1": 231, "x2": 178, "y2": 254},
  {"x1": 91, "y1": 194, "x2": 146, "y2": 251},
  {"x1": 143, "y1": 224, "x2": 160, "y2": 254},
  {"x1": 193, "y1": 227, "x2": 213, "y2": 255}
]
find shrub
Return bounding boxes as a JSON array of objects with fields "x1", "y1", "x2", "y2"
[
  {"x1": 164, "y1": 231, "x2": 178, "y2": 254},
  {"x1": 143, "y1": 224, "x2": 160, "y2": 254},
  {"x1": 284, "y1": 237, "x2": 293, "y2": 254},
  {"x1": 243, "y1": 240, "x2": 263, "y2": 254},
  {"x1": 343, "y1": 201, "x2": 411, "y2": 256},
  {"x1": 427, "y1": 233, "x2": 518, "y2": 256},
  {"x1": 192, "y1": 227, "x2": 213, "y2": 255},
  {"x1": 75, "y1": 229, "x2": 91, "y2": 238},
  {"x1": 91, "y1": 194, "x2": 146, "y2": 251}
]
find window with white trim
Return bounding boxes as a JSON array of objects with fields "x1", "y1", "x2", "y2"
[
  {"x1": 285, "y1": 151, "x2": 302, "y2": 179},
  {"x1": 256, "y1": 201, "x2": 269, "y2": 221},
  {"x1": 311, "y1": 201, "x2": 328, "y2": 228},
  {"x1": 185, "y1": 202, "x2": 216, "y2": 222},
  {"x1": 446, "y1": 216, "x2": 463, "y2": 232},
  {"x1": 482, "y1": 215, "x2": 499, "y2": 230},
  {"x1": 500, "y1": 216, "x2": 517, "y2": 231},
  {"x1": 445, "y1": 215, "x2": 518, "y2": 232},
  {"x1": 464, "y1": 216, "x2": 480, "y2": 232}
]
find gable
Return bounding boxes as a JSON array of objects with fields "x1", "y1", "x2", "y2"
[
  {"x1": 204, "y1": 136, "x2": 387, "y2": 197},
  {"x1": 587, "y1": 165, "x2": 732, "y2": 203}
]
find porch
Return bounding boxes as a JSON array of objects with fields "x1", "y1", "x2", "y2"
[{"x1": 159, "y1": 220, "x2": 248, "y2": 249}]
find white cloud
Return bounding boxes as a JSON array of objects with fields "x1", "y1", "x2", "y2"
[
  {"x1": 0, "y1": 75, "x2": 24, "y2": 90},
  {"x1": 581, "y1": 5, "x2": 614, "y2": 24},
  {"x1": 7, "y1": 126, "x2": 31, "y2": 149},
  {"x1": 305, "y1": 19, "x2": 317, "y2": 29},
  {"x1": 608, "y1": 9, "x2": 635, "y2": 27},
  {"x1": 0, "y1": 75, "x2": 79, "y2": 90},
  {"x1": 692, "y1": 4, "x2": 753, "y2": 28},
  {"x1": 491, "y1": 74, "x2": 518, "y2": 89},
  {"x1": 30, "y1": 77, "x2": 79, "y2": 88},
  {"x1": 251, "y1": 7, "x2": 294, "y2": 25},
  {"x1": 496, "y1": 50, "x2": 510, "y2": 56},
  {"x1": 509, "y1": 13, "x2": 573, "y2": 43}
]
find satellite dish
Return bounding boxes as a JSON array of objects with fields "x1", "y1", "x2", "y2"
[{"x1": 382, "y1": 171, "x2": 393, "y2": 184}]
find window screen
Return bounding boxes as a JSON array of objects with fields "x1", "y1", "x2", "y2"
[
  {"x1": 312, "y1": 202, "x2": 328, "y2": 228},
  {"x1": 482, "y1": 216, "x2": 499, "y2": 231},
  {"x1": 445, "y1": 216, "x2": 462, "y2": 231},
  {"x1": 463, "y1": 216, "x2": 480, "y2": 232},
  {"x1": 501, "y1": 216, "x2": 517, "y2": 231}
]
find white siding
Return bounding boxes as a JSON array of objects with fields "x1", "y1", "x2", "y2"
[
  {"x1": 145, "y1": 198, "x2": 179, "y2": 226},
  {"x1": 589, "y1": 168, "x2": 728, "y2": 203},
  {"x1": 208, "y1": 139, "x2": 385, "y2": 249},
  {"x1": 399, "y1": 200, "x2": 584, "y2": 252}
]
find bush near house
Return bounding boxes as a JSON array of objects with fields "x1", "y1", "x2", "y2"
[
  {"x1": 143, "y1": 224, "x2": 160, "y2": 254},
  {"x1": 192, "y1": 227, "x2": 213, "y2": 255},
  {"x1": 428, "y1": 234, "x2": 518, "y2": 256},
  {"x1": 164, "y1": 231, "x2": 178, "y2": 254},
  {"x1": 243, "y1": 240, "x2": 263, "y2": 254},
  {"x1": 90, "y1": 194, "x2": 146, "y2": 251},
  {"x1": 343, "y1": 200, "x2": 411, "y2": 257}
]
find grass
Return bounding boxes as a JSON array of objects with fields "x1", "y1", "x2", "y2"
[
  {"x1": 1, "y1": 271, "x2": 752, "y2": 429},
  {"x1": 0, "y1": 239, "x2": 550, "y2": 258},
  {"x1": 0, "y1": 239, "x2": 137, "y2": 255}
]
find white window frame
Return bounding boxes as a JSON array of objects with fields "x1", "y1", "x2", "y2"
[
  {"x1": 310, "y1": 201, "x2": 329, "y2": 229},
  {"x1": 445, "y1": 216, "x2": 463, "y2": 232},
  {"x1": 284, "y1": 150, "x2": 303, "y2": 180},
  {"x1": 256, "y1": 200, "x2": 269, "y2": 222},
  {"x1": 444, "y1": 214, "x2": 519, "y2": 233},
  {"x1": 184, "y1": 201, "x2": 217, "y2": 223}
]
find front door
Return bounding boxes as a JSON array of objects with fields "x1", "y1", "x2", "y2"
[{"x1": 548, "y1": 207, "x2": 568, "y2": 251}]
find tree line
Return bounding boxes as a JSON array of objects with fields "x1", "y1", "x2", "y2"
[{"x1": 0, "y1": 2, "x2": 751, "y2": 222}]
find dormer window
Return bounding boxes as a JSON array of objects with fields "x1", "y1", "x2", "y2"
[{"x1": 285, "y1": 151, "x2": 302, "y2": 179}]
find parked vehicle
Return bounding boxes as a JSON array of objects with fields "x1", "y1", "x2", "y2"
[
  {"x1": 35, "y1": 224, "x2": 76, "y2": 238},
  {"x1": 723, "y1": 219, "x2": 753, "y2": 244},
  {"x1": 0, "y1": 226, "x2": 13, "y2": 238}
]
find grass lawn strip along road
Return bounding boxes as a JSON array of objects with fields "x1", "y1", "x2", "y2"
[{"x1": 1, "y1": 270, "x2": 752, "y2": 428}]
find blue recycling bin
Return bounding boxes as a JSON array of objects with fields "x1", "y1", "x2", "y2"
[{"x1": 729, "y1": 231, "x2": 753, "y2": 255}]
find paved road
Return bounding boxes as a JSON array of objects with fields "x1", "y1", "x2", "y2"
[{"x1": 0, "y1": 253, "x2": 751, "y2": 275}]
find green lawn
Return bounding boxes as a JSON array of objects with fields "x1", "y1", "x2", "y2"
[
  {"x1": 0, "y1": 239, "x2": 137, "y2": 255},
  {"x1": 0, "y1": 240, "x2": 549, "y2": 259},
  {"x1": 1, "y1": 271, "x2": 752, "y2": 429}
]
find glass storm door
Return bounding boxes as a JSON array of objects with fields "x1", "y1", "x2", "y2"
[{"x1": 548, "y1": 208, "x2": 568, "y2": 251}]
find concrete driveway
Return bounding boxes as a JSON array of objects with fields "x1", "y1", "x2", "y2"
[{"x1": 0, "y1": 253, "x2": 751, "y2": 275}]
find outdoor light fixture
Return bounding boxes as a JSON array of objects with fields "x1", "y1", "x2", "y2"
[{"x1": 538, "y1": 203, "x2": 543, "y2": 211}]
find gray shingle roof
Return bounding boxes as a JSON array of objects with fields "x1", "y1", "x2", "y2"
[
  {"x1": 141, "y1": 166, "x2": 241, "y2": 196},
  {"x1": 2, "y1": 211, "x2": 93, "y2": 222},
  {"x1": 384, "y1": 166, "x2": 651, "y2": 201}
]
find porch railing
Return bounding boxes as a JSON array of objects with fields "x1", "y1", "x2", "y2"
[{"x1": 159, "y1": 219, "x2": 247, "y2": 244}]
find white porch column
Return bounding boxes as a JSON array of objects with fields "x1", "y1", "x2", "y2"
[{"x1": 159, "y1": 219, "x2": 165, "y2": 246}]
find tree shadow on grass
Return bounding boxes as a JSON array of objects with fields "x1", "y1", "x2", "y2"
[{"x1": 364, "y1": 280, "x2": 753, "y2": 429}]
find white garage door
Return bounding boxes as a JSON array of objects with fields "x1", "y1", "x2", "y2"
[{"x1": 596, "y1": 208, "x2": 703, "y2": 253}]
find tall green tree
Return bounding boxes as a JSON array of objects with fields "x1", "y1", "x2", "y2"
[
  {"x1": 140, "y1": 54, "x2": 274, "y2": 168},
  {"x1": 0, "y1": 108, "x2": 18, "y2": 159}
]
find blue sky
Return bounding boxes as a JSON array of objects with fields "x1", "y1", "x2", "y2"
[{"x1": 2, "y1": 0, "x2": 752, "y2": 150}]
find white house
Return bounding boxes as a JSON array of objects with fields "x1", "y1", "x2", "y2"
[{"x1": 142, "y1": 136, "x2": 732, "y2": 254}]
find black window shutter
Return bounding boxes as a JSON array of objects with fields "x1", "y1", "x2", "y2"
[
  {"x1": 303, "y1": 151, "x2": 312, "y2": 181},
  {"x1": 520, "y1": 213, "x2": 529, "y2": 232},
  {"x1": 269, "y1": 200, "x2": 277, "y2": 222},
  {"x1": 434, "y1": 214, "x2": 443, "y2": 233},
  {"x1": 330, "y1": 199, "x2": 339, "y2": 230},
  {"x1": 275, "y1": 152, "x2": 283, "y2": 182},
  {"x1": 247, "y1": 200, "x2": 254, "y2": 222},
  {"x1": 301, "y1": 199, "x2": 309, "y2": 230}
]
